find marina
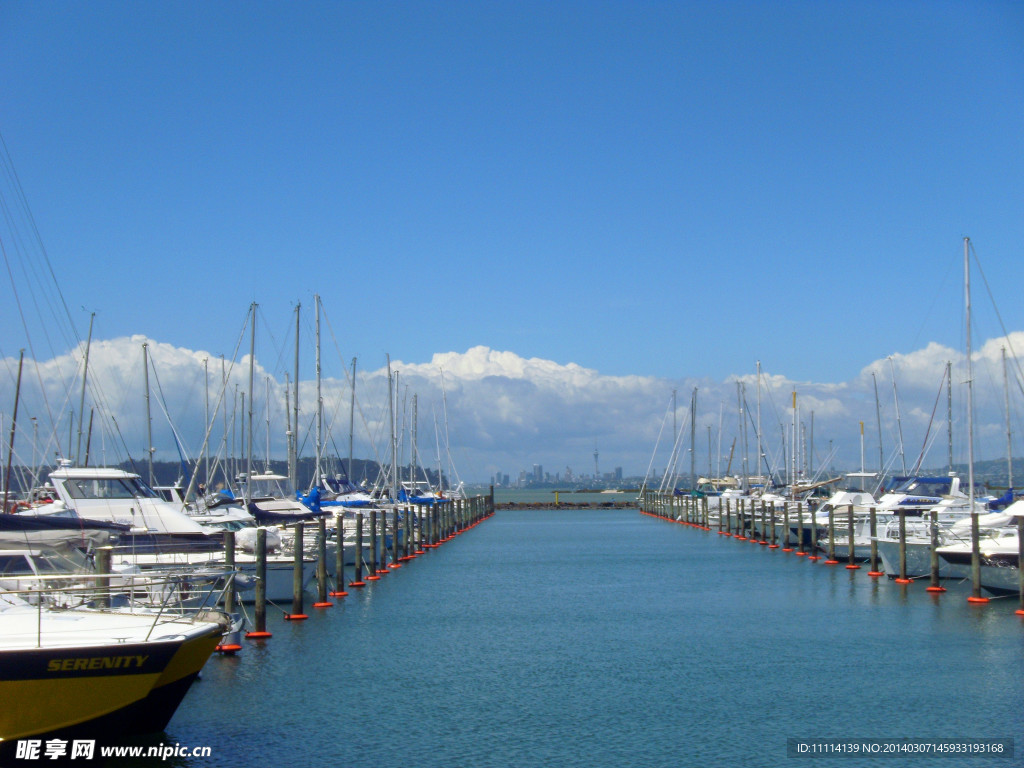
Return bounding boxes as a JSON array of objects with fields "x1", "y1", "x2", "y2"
[
  {"x1": 47, "y1": 503, "x2": 1022, "y2": 767},
  {"x1": 2, "y1": 4, "x2": 1023, "y2": 765}
]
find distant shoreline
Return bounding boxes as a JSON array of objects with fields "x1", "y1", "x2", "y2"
[{"x1": 494, "y1": 501, "x2": 637, "y2": 510}]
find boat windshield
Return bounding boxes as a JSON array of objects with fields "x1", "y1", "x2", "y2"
[
  {"x1": 891, "y1": 478, "x2": 952, "y2": 497},
  {"x1": 63, "y1": 476, "x2": 161, "y2": 500},
  {"x1": 245, "y1": 474, "x2": 297, "y2": 499}
]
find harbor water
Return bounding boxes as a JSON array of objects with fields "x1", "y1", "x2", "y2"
[{"x1": 130, "y1": 507, "x2": 1020, "y2": 767}]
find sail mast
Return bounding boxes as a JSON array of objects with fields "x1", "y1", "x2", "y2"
[
  {"x1": 245, "y1": 303, "x2": 256, "y2": 505},
  {"x1": 315, "y1": 295, "x2": 322, "y2": 490},
  {"x1": 3, "y1": 350, "x2": 24, "y2": 513},
  {"x1": 143, "y1": 342, "x2": 154, "y2": 486},
  {"x1": 75, "y1": 311, "x2": 95, "y2": 466}
]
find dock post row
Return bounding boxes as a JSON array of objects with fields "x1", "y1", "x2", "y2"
[
  {"x1": 241, "y1": 489, "x2": 495, "y2": 641},
  {"x1": 639, "y1": 490, "x2": 1024, "y2": 613}
]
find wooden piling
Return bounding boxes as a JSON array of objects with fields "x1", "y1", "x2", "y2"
[
  {"x1": 895, "y1": 510, "x2": 911, "y2": 583},
  {"x1": 351, "y1": 512, "x2": 366, "y2": 587},
  {"x1": 223, "y1": 530, "x2": 236, "y2": 612},
  {"x1": 782, "y1": 504, "x2": 791, "y2": 551},
  {"x1": 967, "y1": 510, "x2": 989, "y2": 603},
  {"x1": 250, "y1": 527, "x2": 269, "y2": 637},
  {"x1": 330, "y1": 513, "x2": 348, "y2": 597},
  {"x1": 367, "y1": 510, "x2": 379, "y2": 578},
  {"x1": 926, "y1": 508, "x2": 945, "y2": 592},
  {"x1": 94, "y1": 545, "x2": 112, "y2": 609},
  {"x1": 796, "y1": 505, "x2": 805, "y2": 555},
  {"x1": 377, "y1": 508, "x2": 388, "y2": 573},
  {"x1": 846, "y1": 504, "x2": 859, "y2": 569},
  {"x1": 825, "y1": 505, "x2": 838, "y2": 564},
  {"x1": 1017, "y1": 516, "x2": 1024, "y2": 615},
  {"x1": 868, "y1": 508, "x2": 882, "y2": 576},
  {"x1": 287, "y1": 521, "x2": 307, "y2": 618},
  {"x1": 808, "y1": 503, "x2": 820, "y2": 560},
  {"x1": 390, "y1": 509, "x2": 400, "y2": 568},
  {"x1": 313, "y1": 516, "x2": 332, "y2": 607}
]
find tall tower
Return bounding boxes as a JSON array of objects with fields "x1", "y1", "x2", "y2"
[{"x1": 593, "y1": 445, "x2": 600, "y2": 479}]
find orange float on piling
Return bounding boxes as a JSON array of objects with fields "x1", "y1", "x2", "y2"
[
  {"x1": 894, "y1": 578, "x2": 912, "y2": 584},
  {"x1": 328, "y1": 590, "x2": 349, "y2": 597},
  {"x1": 925, "y1": 586, "x2": 946, "y2": 592},
  {"x1": 967, "y1": 596, "x2": 990, "y2": 604},
  {"x1": 846, "y1": 564, "x2": 861, "y2": 570},
  {"x1": 348, "y1": 581, "x2": 366, "y2": 588},
  {"x1": 313, "y1": 602, "x2": 333, "y2": 608},
  {"x1": 245, "y1": 631, "x2": 272, "y2": 639},
  {"x1": 867, "y1": 571, "x2": 884, "y2": 577},
  {"x1": 284, "y1": 613, "x2": 309, "y2": 621},
  {"x1": 216, "y1": 644, "x2": 242, "y2": 654}
]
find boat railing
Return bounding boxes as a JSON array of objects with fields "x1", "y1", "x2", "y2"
[{"x1": 0, "y1": 566, "x2": 238, "y2": 630}]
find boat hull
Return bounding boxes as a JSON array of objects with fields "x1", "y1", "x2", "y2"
[{"x1": 0, "y1": 629, "x2": 220, "y2": 743}]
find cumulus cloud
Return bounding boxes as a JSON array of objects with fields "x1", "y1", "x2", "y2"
[{"x1": 1, "y1": 336, "x2": 1022, "y2": 484}]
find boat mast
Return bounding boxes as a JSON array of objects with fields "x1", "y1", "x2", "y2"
[
  {"x1": 203, "y1": 357, "x2": 210, "y2": 489},
  {"x1": 756, "y1": 361, "x2": 762, "y2": 484},
  {"x1": 143, "y1": 342, "x2": 154, "y2": 486},
  {"x1": 75, "y1": 311, "x2": 94, "y2": 466},
  {"x1": 412, "y1": 393, "x2": 419, "y2": 489},
  {"x1": 690, "y1": 387, "x2": 696, "y2": 491},
  {"x1": 889, "y1": 357, "x2": 907, "y2": 475},
  {"x1": 264, "y1": 377, "x2": 271, "y2": 474},
  {"x1": 1004, "y1": 346, "x2": 1013, "y2": 492},
  {"x1": 284, "y1": 373, "x2": 291, "y2": 482},
  {"x1": 315, "y1": 295, "x2": 323, "y2": 490},
  {"x1": 947, "y1": 360, "x2": 954, "y2": 473},
  {"x1": 348, "y1": 357, "x2": 356, "y2": 483},
  {"x1": 965, "y1": 237, "x2": 982, "y2": 602},
  {"x1": 3, "y1": 350, "x2": 23, "y2": 513},
  {"x1": 387, "y1": 354, "x2": 396, "y2": 500},
  {"x1": 965, "y1": 238, "x2": 975, "y2": 504},
  {"x1": 245, "y1": 302, "x2": 256, "y2": 505},
  {"x1": 872, "y1": 372, "x2": 883, "y2": 486},
  {"x1": 290, "y1": 302, "x2": 300, "y2": 489}
]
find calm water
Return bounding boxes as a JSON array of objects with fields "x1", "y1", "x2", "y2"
[{"x1": 129, "y1": 508, "x2": 1021, "y2": 767}]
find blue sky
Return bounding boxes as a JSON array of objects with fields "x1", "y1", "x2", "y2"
[{"x1": 1, "y1": 1, "x2": 1023, "y2": 480}]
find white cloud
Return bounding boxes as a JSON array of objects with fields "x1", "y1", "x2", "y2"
[{"x1": 2, "y1": 335, "x2": 1022, "y2": 485}]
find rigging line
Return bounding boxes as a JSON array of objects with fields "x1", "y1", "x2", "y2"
[
  {"x1": 147, "y1": 353, "x2": 195, "y2": 462},
  {"x1": 640, "y1": 394, "x2": 672, "y2": 493},
  {"x1": 319, "y1": 308, "x2": 387, "y2": 470},
  {"x1": 0, "y1": 236, "x2": 68, "y2": 457},
  {"x1": 910, "y1": 365, "x2": 949, "y2": 476},
  {"x1": 969, "y1": 241, "x2": 1024, "y2": 403},
  {"x1": 0, "y1": 132, "x2": 80, "y2": 352}
]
